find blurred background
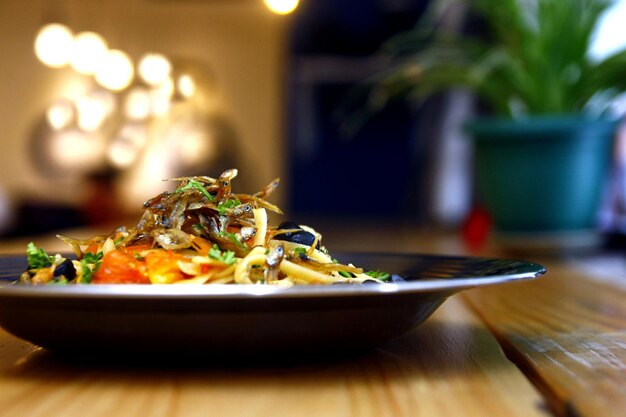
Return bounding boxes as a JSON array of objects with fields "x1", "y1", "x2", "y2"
[
  {"x1": 1, "y1": 0, "x2": 626, "y2": 252},
  {"x1": 0, "y1": 0, "x2": 290, "y2": 237}
]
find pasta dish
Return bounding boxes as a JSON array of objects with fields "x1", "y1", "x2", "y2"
[{"x1": 21, "y1": 169, "x2": 389, "y2": 286}]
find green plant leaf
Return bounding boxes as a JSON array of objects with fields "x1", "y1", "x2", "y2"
[{"x1": 345, "y1": 0, "x2": 621, "y2": 123}]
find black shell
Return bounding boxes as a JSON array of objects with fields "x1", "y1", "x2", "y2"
[
  {"x1": 274, "y1": 221, "x2": 320, "y2": 249},
  {"x1": 53, "y1": 258, "x2": 77, "y2": 280}
]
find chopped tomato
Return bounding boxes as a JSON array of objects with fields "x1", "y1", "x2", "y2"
[
  {"x1": 144, "y1": 251, "x2": 185, "y2": 284},
  {"x1": 200, "y1": 264, "x2": 215, "y2": 274},
  {"x1": 85, "y1": 244, "x2": 100, "y2": 254},
  {"x1": 121, "y1": 244, "x2": 152, "y2": 255},
  {"x1": 92, "y1": 250, "x2": 149, "y2": 284}
]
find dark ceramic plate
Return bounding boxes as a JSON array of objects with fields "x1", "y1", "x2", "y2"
[{"x1": 0, "y1": 253, "x2": 545, "y2": 355}]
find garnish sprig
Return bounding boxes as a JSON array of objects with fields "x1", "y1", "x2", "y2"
[
  {"x1": 175, "y1": 179, "x2": 214, "y2": 201},
  {"x1": 26, "y1": 242, "x2": 54, "y2": 269}
]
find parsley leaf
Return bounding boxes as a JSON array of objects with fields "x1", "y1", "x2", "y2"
[
  {"x1": 365, "y1": 270, "x2": 391, "y2": 281},
  {"x1": 208, "y1": 244, "x2": 222, "y2": 259},
  {"x1": 218, "y1": 231, "x2": 247, "y2": 250},
  {"x1": 222, "y1": 251, "x2": 236, "y2": 265},
  {"x1": 80, "y1": 251, "x2": 104, "y2": 284},
  {"x1": 175, "y1": 179, "x2": 214, "y2": 201},
  {"x1": 26, "y1": 242, "x2": 53, "y2": 269},
  {"x1": 332, "y1": 258, "x2": 357, "y2": 277},
  {"x1": 83, "y1": 252, "x2": 104, "y2": 264},
  {"x1": 293, "y1": 247, "x2": 307, "y2": 256},
  {"x1": 48, "y1": 276, "x2": 68, "y2": 285},
  {"x1": 217, "y1": 198, "x2": 241, "y2": 216},
  {"x1": 208, "y1": 244, "x2": 237, "y2": 265}
]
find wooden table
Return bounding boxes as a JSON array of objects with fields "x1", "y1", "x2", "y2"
[{"x1": 0, "y1": 227, "x2": 624, "y2": 417}]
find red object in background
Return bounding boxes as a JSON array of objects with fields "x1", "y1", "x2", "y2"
[
  {"x1": 462, "y1": 206, "x2": 492, "y2": 253},
  {"x1": 80, "y1": 170, "x2": 125, "y2": 226}
]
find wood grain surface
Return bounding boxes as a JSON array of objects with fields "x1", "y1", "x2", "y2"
[
  {"x1": 0, "y1": 297, "x2": 549, "y2": 417},
  {"x1": 464, "y1": 258, "x2": 626, "y2": 417},
  {"x1": 2, "y1": 227, "x2": 625, "y2": 417}
]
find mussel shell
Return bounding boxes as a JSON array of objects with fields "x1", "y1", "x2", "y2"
[
  {"x1": 274, "y1": 221, "x2": 319, "y2": 249},
  {"x1": 53, "y1": 258, "x2": 76, "y2": 280}
]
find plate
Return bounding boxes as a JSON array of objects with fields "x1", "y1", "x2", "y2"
[{"x1": 0, "y1": 253, "x2": 545, "y2": 356}]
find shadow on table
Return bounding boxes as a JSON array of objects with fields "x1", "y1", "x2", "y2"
[{"x1": 2, "y1": 319, "x2": 511, "y2": 385}]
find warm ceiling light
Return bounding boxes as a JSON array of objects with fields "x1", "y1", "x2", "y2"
[
  {"x1": 76, "y1": 94, "x2": 109, "y2": 132},
  {"x1": 70, "y1": 31, "x2": 108, "y2": 75},
  {"x1": 150, "y1": 89, "x2": 171, "y2": 116},
  {"x1": 138, "y1": 53, "x2": 172, "y2": 86},
  {"x1": 124, "y1": 87, "x2": 151, "y2": 121},
  {"x1": 108, "y1": 140, "x2": 137, "y2": 168},
  {"x1": 90, "y1": 89, "x2": 117, "y2": 117},
  {"x1": 158, "y1": 77, "x2": 175, "y2": 98},
  {"x1": 50, "y1": 129, "x2": 104, "y2": 171},
  {"x1": 34, "y1": 23, "x2": 74, "y2": 67},
  {"x1": 264, "y1": 0, "x2": 299, "y2": 15},
  {"x1": 177, "y1": 74, "x2": 196, "y2": 98},
  {"x1": 108, "y1": 124, "x2": 147, "y2": 168},
  {"x1": 46, "y1": 100, "x2": 74, "y2": 130},
  {"x1": 95, "y1": 49, "x2": 134, "y2": 91}
]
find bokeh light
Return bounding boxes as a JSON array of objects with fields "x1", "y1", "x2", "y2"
[
  {"x1": 90, "y1": 89, "x2": 117, "y2": 117},
  {"x1": 76, "y1": 94, "x2": 109, "y2": 132},
  {"x1": 70, "y1": 32, "x2": 108, "y2": 75},
  {"x1": 150, "y1": 88, "x2": 171, "y2": 116},
  {"x1": 34, "y1": 23, "x2": 74, "y2": 67},
  {"x1": 95, "y1": 49, "x2": 134, "y2": 91},
  {"x1": 49, "y1": 129, "x2": 104, "y2": 171},
  {"x1": 157, "y1": 77, "x2": 175, "y2": 98},
  {"x1": 264, "y1": 0, "x2": 299, "y2": 15},
  {"x1": 177, "y1": 74, "x2": 196, "y2": 98},
  {"x1": 46, "y1": 100, "x2": 75, "y2": 130},
  {"x1": 108, "y1": 123, "x2": 148, "y2": 169},
  {"x1": 138, "y1": 53, "x2": 172, "y2": 86},
  {"x1": 124, "y1": 87, "x2": 152, "y2": 121}
]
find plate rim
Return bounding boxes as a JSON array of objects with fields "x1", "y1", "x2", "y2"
[{"x1": 0, "y1": 252, "x2": 546, "y2": 300}]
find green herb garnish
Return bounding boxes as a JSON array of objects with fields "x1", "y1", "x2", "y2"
[
  {"x1": 48, "y1": 276, "x2": 68, "y2": 285},
  {"x1": 293, "y1": 247, "x2": 307, "y2": 256},
  {"x1": 26, "y1": 242, "x2": 53, "y2": 269},
  {"x1": 80, "y1": 251, "x2": 104, "y2": 284},
  {"x1": 217, "y1": 198, "x2": 242, "y2": 216},
  {"x1": 365, "y1": 270, "x2": 391, "y2": 281},
  {"x1": 222, "y1": 251, "x2": 236, "y2": 265},
  {"x1": 218, "y1": 231, "x2": 247, "y2": 250},
  {"x1": 338, "y1": 271, "x2": 353, "y2": 278},
  {"x1": 175, "y1": 179, "x2": 214, "y2": 201},
  {"x1": 208, "y1": 244, "x2": 237, "y2": 265}
]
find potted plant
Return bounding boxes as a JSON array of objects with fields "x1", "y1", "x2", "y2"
[{"x1": 356, "y1": 0, "x2": 626, "y2": 249}]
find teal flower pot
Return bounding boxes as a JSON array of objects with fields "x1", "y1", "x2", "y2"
[{"x1": 466, "y1": 116, "x2": 618, "y2": 236}]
